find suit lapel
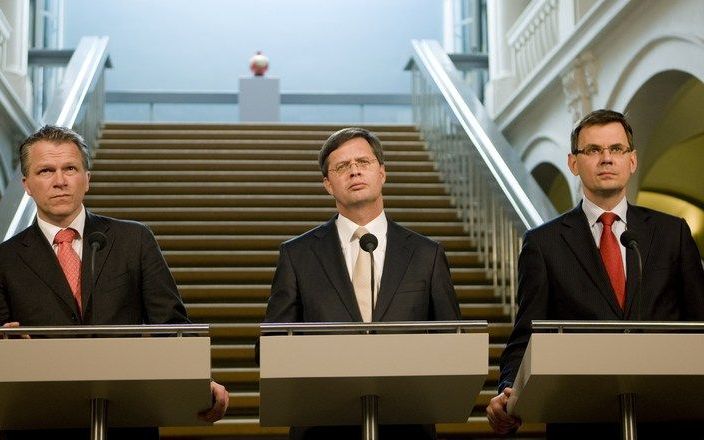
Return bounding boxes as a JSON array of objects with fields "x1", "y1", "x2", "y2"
[
  {"x1": 374, "y1": 220, "x2": 413, "y2": 320},
  {"x1": 560, "y1": 205, "x2": 624, "y2": 317},
  {"x1": 81, "y1": 212, "x2": 114, "y2": 318},
  {"x1": 18, "y1": 223, "x2": 81, "y2": 318},
  {"x1": 311, "y1": 217, "x2": 363, "y2": 321},
  {"x1": 623, "y1": 204, "x2": 653, "y2": 319}
]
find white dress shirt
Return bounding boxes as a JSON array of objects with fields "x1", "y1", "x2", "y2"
[
  {"x1": 37, "y1": 205, "x2": 87, "y2": 259},
  {"x1": 335, "y1": 211, "x2": 387, "y2": 294}
]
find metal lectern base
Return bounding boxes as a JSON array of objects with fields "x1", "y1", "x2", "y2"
[
  {"x1": 362, "y1": 395, "x2": 379, "y2": 440},
  {"x1": 91, "y1": 398, "x2": 108, "y2": 440},
  {"x1": 619, "y1": 393, "x2": 637, "y2": 440}
]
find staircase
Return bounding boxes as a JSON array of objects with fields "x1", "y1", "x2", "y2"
[{"x1": 86, "y1": 122, "x2": 544, "y2": 438}]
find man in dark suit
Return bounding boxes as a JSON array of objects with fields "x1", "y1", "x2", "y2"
[
  {"x1": 264, "y1": 127, "x2": 461, "y2": 439},
  {"x1": 486, "y1": 110, "x2": 704, "y2": 438},
  {"x1": 0, "y1": 125, "x2": 229, "y2": 439}
]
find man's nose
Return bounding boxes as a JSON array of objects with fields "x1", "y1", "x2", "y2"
[
  {"x1": 349, "y1": 162, "x2": 362, "y2": 175},
  {"x1": 599, "y1": 149, "x2": 614, "y2": 162},
  {"x1": 53, "y1": 171, "x2": 68, "y2": 186}
]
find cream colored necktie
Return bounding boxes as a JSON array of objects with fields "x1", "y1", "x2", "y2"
[{"x1": 352, "y1": 226, "x2": 372, "y2": 322}]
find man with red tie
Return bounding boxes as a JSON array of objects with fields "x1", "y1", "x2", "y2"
[
  {"x1": 0, "y1": 125, "x2": 228, "y2": 439},
  {"x1": 485, "y1": 109, "x2": 704, "y2": 438}
]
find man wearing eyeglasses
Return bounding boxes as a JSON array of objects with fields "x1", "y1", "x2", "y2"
[
  {"x1": 486, "y1": 109, "x2": 704, "y2": 438},
  {"x1": 264, "y1": 127, "x2": 460, "y2": 440}
]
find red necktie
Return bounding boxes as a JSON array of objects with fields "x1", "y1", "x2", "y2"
[
  {"x1": 54, "y1": 228, "x2": 82, "y2": 314},
  {"x1": 598, "y1": 212, "x2": 626, "y2": 309}
]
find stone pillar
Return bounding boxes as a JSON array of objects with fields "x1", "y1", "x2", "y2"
[
  {"x1": 0, "y1": 0, "x2": 32, "y2": 109},
  {"x1": 442, "y1": 0, "x2": 455, "y2": 52},
  {"x1": 484, "y1": 0, "x2": 526, "y2": 116}
]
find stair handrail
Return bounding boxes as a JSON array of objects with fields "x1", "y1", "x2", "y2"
[
  {"x1": 410, "y1": 39, "x2": 556, "y2": 229},
  {"x1": 408, "y1": 39, "x2": 558, "y2": 321},
  {"x1": 0, "y1": 36, "x2": 110, "y2": 241}
]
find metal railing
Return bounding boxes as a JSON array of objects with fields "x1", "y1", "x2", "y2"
[
  {"x1": 0, "y1": 36, "x2": 110, "y2": 241},
  {"x1": 105, "y1": 90, "x2": 411, "y2": 123},
  {"x1": 260, "y1": 320, "x2": 488, "y2": 335},
  {"x1": 408, "y1": 39, "x2": 558, "y2": 321},
  {"x1": 532, "y1": 320, "x2": 704, "y2": 333},
  {"x1": 0, "y1": 323, "x2": 209, "y2": 337}
]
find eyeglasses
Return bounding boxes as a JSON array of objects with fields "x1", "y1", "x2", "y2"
[
  {"x1": 329, "y1": 157, "x2": 377, "y2": 175},
  {"x1": 574, "y1": 145, "x2": 633, "y2": 156}
]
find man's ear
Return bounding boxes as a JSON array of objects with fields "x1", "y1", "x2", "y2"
[
  {"x1": 629, "y1": 149, "x2": 638, "y2": 174},
  {"x1": 567, "y1": 154, "x2": 579, "y2": 176},
  {"x1": 21, "y1": 176, "x2": 31, "y2": 197},
  {"x1": 323, "y1": 176, "x2": 333, "y2": 196}
]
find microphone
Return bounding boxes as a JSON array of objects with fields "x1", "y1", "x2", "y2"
[
  {"x1": 87, "y1": 232, "x2": 107, "y2": 277},
  {"x1": 359, "y1": 233, "x2": 378, "y2": 321},
  {"x1": 620, "y1": 230, "x2": 642, "y2": 321},
  {"x1": 359, "y1": 233, "x2": 378, "y2": 253}
]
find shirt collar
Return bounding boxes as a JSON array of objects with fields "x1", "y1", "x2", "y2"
[
  {"x1": 37, "y1": 205, "x2": 87, "y2": 245},
  {"x1": 336, "y1": 211, "x2": 387, "y2": 243},
  {"x1": 581, "y1": 196, "x2": 628, "y2": 227}
]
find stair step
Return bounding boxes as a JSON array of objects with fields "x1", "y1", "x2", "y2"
[
  {"x1": 95, "y1": 148, "x2": 431, "y2": 162},
  {"x1": 97, "y1": 138, "x2": 426, "y2": 151},
  {"x1": 89, "y1": 207, "x2": 460, "y2": 222},
  {"x1": 166, "y1": 249, "x2": 479, "y2": 267},
  {"x1": 150, "y1": 221, "x2": 467, "y2": 237},
  {"x1": 85, "y1": 194, "x2": 453, "y2": 209},
  {"x1": 88, "y1": 181, "x2": 448, "y2": 196},
  {"x1": 91, "y1": 159, "x2": 436, "y2": 172},
  {"x1": 210, "y1": 323, "x2": 261, "y2": 342},
  {"x1": 179, "y1": 284, "x2": 497, "y2": 303},
  {"x1": 179, "y1": 285, "x2": 271, "y2": 302},
  {"x1": 212, "y1": 344, "x2": 255, "y2": 364},
  {"x1": 90, "y1": 170, "x2": 443, "y2": 184},
  {"x1": 99, "y1": 129, "x2": 421, "y2": 142},
  {"x1": 156, "y1": 235, "x2": 477, "y2": 251},
  {"x1": 171, "y1": 267, "x2": 491, "y2": 285}
]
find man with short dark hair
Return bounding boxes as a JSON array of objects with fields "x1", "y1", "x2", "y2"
[
  {"x1": 264, "y1": 127, "x2": 461, "y2": 439},
  {"x1": 485, "y1": 110, "x2": 704, "y2": 438},
  {"x1": 0, "y1": 125, "x2": 229, "y2": 439}
]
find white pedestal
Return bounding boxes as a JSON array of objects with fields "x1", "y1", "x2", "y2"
[{"x1": 239, "y1": 77, "x2": 280, "y2": 122}]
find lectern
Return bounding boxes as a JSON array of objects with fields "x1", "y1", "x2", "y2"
[
  {"x1": 259, "y1": 321, "x2": 488, "y2": 440},
  {"x1": 507, "y1": 321, "x2": 704, "y2": 440},
  {"x1": 0, "y1": 325, "x2": 213, "y2": 440}
]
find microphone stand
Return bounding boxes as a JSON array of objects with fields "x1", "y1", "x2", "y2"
[{"x1": 369, "y1": 251, "x2": 375, "y2": 322}]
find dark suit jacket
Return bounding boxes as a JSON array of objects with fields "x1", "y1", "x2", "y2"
[
  {"x1": 265, "y1": 216, "x2": 460, "y2": 323},
  {"x1": 264, "y1": 215, "x2": 460, "y2": 440},
  {"x1": 0, "y1": 211, "x2": 188, "y2": 326},
  {"x1": 0, "y1": 212, "x2": 189, "y2": 440},
  {"x1": 499, "y1": 203, "x2": 704, "y2": 439}
]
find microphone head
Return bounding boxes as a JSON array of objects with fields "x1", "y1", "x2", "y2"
[
  {"x1": 359, "y1": 233, "x2": 378, "y2": 253},
  {"x1": 88, "y1": 231, "x2": 108, "y2": 251},
  {"x1": 620, "y1": 230, "x2": 638, "y2": 249}
]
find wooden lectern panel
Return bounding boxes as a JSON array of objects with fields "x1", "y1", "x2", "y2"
[
  {"x1": 0, "y1": 337, "x2": 212, "y2": 429},
  {"x1": 260, "y1": 332, "x2": 487, "y2": 426},
  {"x1": 508, "y1": 333, "x2": 704, "y2": 422}
]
